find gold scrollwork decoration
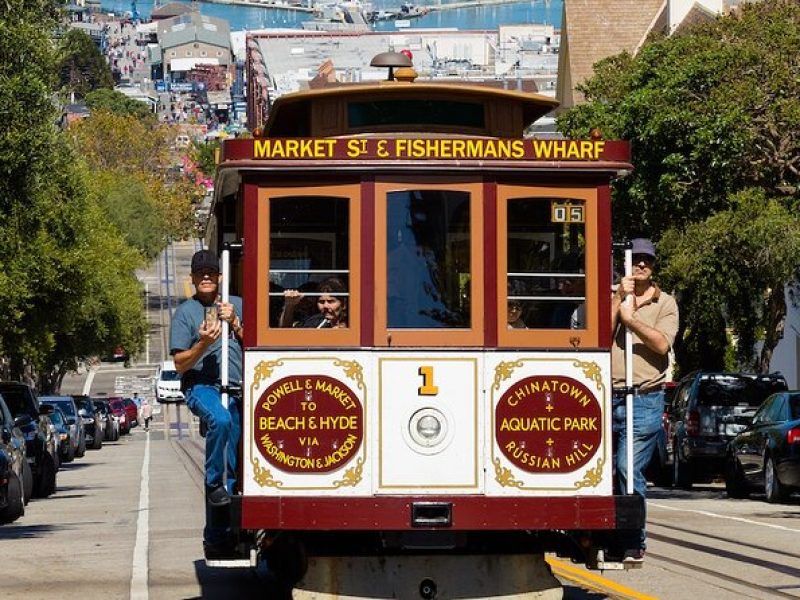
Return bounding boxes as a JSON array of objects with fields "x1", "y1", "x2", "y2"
[
  {"x1": 493, "y1": 360, "x2": 524, "y2": 391},
  {"x1": 251, "y1": 359, "x2": 285, "y2": 392},
  {"x1": 333, "y1": 359, "x2": 366, "y2": 391},
  {"x1": 332, "y1": 457, "x2": 364, "y2": 488},
  {"x1": 251, "y1": 456, "x2": 284, "y2": 488},
  {"x1": 574, "y1": 457, "x2": 604, "y2": 489},
  {"x1": 572, "y1": 360, "x2": 604, "y2": 394},
  {"x1": 493, "y1": 458, "x2": 524, "y2": 488}
]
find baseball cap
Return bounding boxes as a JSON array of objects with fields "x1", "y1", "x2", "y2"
[
  {"x1": 631, "y1": 238, "x2": 656, "y2": 259},
  {"x1": 191, "y1": 250, "x2": 220, "y2": 274}
]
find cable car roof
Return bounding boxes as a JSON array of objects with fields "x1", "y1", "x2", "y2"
[{"x1": 261, "y1": 82, "x2": 560, "y2": 138}]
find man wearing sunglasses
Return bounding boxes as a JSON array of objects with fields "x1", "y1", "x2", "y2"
[
  {"x1": 170, "y1": 249, "x2": 244, "y2": 559},
  {"x1": 611, "y1": 238, "x2": 679, "y2": 563}
]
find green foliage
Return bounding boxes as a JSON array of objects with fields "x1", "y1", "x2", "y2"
[
  {"x1": 57, "y1": 28, "x2": 114, "y2": 99},
  {"x1": 0, "y1": 1, "x2": 148, "y2": 390},
  {"x1": 85, "y1": 88, "x2": 157, "y2": 123},
  {"x1": 559, "y1": 1, "x2": 800, "y2": 373},
  {"x1": 189, "y1": 139, "x2": 220, "y2": 180}
]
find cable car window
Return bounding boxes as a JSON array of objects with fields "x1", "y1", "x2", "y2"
[
  {"x1": 507, "y1": 198, "x2": 586, "y2": 330},
  {"x1": 348, "y1": 100, "x2": 485, "y2": 129},
  {"x1": 269, "y1": 196, "x2": 350, "y2": 329},
  {"x1": 387, "y1": 190, "x2": 470, "y2": 328}
]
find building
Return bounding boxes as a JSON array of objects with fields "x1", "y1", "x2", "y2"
[
  {"x1": 151, "y1": 2, "x2": 194, "y2": 21},
  {"x1": 158, "y1": 12, "x2": 232, "y2": 83},
  {"x1": 556, "y1": 0, "x2": 757, "y2": 110}
]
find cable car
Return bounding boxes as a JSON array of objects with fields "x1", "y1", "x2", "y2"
[{"x1": 205, "y1": 53, "x2": 643, "y2": 594}]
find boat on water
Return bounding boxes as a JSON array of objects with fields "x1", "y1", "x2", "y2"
[
  {"x1": 367, "y1": 3, "x2": 430, "y2": 23},
  {"x1": 302, "y1": 0, "x2": 371, "y2": 31}
]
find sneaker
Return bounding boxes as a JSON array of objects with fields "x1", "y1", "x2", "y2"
[
  {"x1": 206, "y1": 484, "x2": 231, "y2": 507},
  {"x1": 623, "y1": 549, "x2": 645, "y2": 563}
]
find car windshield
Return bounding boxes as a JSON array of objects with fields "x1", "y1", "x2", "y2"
[
  {"x1": 49, "y1": 409, "x2": 65, "y2": 427},
  {"x1": 42, "y1": 398, "x2": 76, "y2": 416},
  {"x1": 0, "y1": 387, "x2": 30, "y2": 417},
  {"x1": 78, "y1": 398, "x2": 93, "y2": 412},
  {"x1": 698, "y1": 376, "x2": 787, "y2": 408},
  {"x1": 93, "y1": 402, "x2": 107, "y2": 415},
  {"x1": 160, "y1": 370, "x2": 181, "y2": 381}
]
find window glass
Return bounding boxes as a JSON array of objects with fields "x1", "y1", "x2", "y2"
[
  {"x1": 386, "y1": 190, "x2": 470, "y2": 328},
  {"x1": 507, "y1": 198, "x2": 586, "y2": 330},
  {"x1": 697, "y1": 376, "x2": 787, "y2": 408},
  {"x1": 269, "y1": 196, "x2": 350, "y2": 329},
  {"x1": 349, "y1": 100, "x2": 484, "y2": 130},
  {"x1": 789, "y1": 394, "x2": 800, "y2": 420}
]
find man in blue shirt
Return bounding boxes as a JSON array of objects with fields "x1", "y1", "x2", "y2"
[{"x1": 169, "y1": 249, "x2": 243, "y2": 558}]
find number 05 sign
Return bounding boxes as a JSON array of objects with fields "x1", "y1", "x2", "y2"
[{"x1": 551, "y1": 201, "x2": 585, "y2": 224}]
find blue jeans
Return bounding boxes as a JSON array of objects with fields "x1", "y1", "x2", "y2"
[
  {"x1": 612, "y1": 389, "x2": 664, "y2": 550},
  {"x1": 185, "y1": 384, "x2": 240, "y2": 544}
]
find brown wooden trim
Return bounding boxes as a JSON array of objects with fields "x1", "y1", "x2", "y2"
[
  {"x1": 497, "y1": 185, "x2": 600, "y2": 349},
  {"x1": 242, "y1": 181, "x2": 259, "y2": 349},
  {"x1": 597, "y1": 184, "x2": 613, "y2": 348},
  {"x1": 483, "y1": 181, "x2": 498, "y2": 348},
  {"x1": 374, "y1": 179, "x2": 484, "y2": 347},
  {"x1": 255, "y1": 183, "x2": 361, "y2": 347},
  {"x1": 360, "y1": 179, "x2": 375, "y2": 347}
]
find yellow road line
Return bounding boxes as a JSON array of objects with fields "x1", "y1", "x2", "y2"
[{"x1": 546, "y1": 557, "x2": 659, "y2": 600}]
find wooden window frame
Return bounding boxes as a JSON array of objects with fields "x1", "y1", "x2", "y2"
[
  {"x1": 374, "y1": 178, "x2": 484, "y2": 347},
  {"x1": 497, "y1": 185, "x2": 599, "y2": 349},
  {"x1": 255, "y1": 183, "x2": 361, "y2": 347}
]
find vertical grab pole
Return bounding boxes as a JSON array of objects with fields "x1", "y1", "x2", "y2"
[
  {"x1": 220, "y1": 247, "x2": 230, "y2": 488},
  {"x1": 624, "y1": 248, "x2": 634, "y2": 495}
]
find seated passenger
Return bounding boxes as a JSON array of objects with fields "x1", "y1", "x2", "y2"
[
  {"x1": 280, "y1": 278, "x2": 348, "y2": 328},
  {"x1": 507, "y1": 300, "x2": 527, "y2": 329}
]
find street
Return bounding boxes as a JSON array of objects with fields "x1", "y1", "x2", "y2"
[{"x1": 1, "y1": 240, "x2": 798, "y2": 599}]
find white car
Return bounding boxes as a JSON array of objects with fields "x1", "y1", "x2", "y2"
[{"x1": 155, "y1": 360, "x2": 184, "y2": 403}]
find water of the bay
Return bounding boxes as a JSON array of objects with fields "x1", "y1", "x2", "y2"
[{"x1": 99, "y1": 0, "x2": 562, "y2": 32}]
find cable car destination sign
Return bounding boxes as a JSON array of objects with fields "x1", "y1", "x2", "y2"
[
  {"x1": 254, "y1": 375, "x2": 363, "y2": 473},
  {"x1": 495, "y1": 375, "x2": 601, "y2": 473},
  {"x1": 225, "y1": 138, "x2": 629, "y2": 162}
]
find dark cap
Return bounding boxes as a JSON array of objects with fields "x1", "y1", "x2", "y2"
[
  {"x1": 631, "y1": 238, "x2": 656, "y2": 259},
  {"x1": 191, "y1": 250, "x2": 220, "y2": 274}
]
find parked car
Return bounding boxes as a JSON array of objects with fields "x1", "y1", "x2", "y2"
[
  {"x1": 47, "y1": 406, "x2": 74, "y2": 465},
  {"x1": 73, "y1": 396, "x2": 103, "y2": 450},
  {"x1": 122, "y1": 398, "x2": 139, "y2": 428},
  {"x1": 39, "y1": 396, "x2": 86, "y2": 459},
  {"x1": 0, "y1": 393, "x2": 31, "y2": 506},
  {"x1": 107, "y1": 398, "x2": 130, "y2": 435},
  {"x1": 155, "y1": 360, "x2": 184, "y2": 403},
  {"x1": 0, "y1": 394, "x2": 26, "y2": 523},
  {"x1": 0, "y1": 382, "x2": 58, "y2": 497},
  {"x1": 725, "y1": 391, "x2": 800, "y2": 503},
  {"x1": 93, "y1": 400, "x2": 119, "y2": 442},
  {"x1": 666, "y1": 372, "x2": 788, "y2": 488}
]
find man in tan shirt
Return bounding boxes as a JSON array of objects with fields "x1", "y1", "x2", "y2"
[{"x1": 611, "y1": 238, "x2": 679, "y2": 562}]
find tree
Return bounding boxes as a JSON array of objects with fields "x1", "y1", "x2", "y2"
[
  {"x1": 85, "y1": 88, "x2": 157, "y2": 122},
  {"x1": 558, "y1": 1, "x2": 800, "y2": 373},
  {"x1": 57, "y1": 28, "x2": 113, "y2": 99}
]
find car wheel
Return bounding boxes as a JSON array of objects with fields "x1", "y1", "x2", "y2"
[
  {"x1": 76, "y1": 436, "x2": 86, "y2": 458},
  {"x1": 764, "y1": 454, "x2": 788, "y2": 504},
  {"x1": 1, "y1": 472, "x2": 25, "y2": 523},
  {"x1": 92, "y1": 432, "x2": 103, "y2": 450},
  {"x1": 724, "y1": 455, "x2": 748, "y2": 499},
  {"x1": 35, "y1": 453, "x2": 57, "y2": 498},
  {"x1": 22, "y1": 460, "x2": 33, "y2": 505},
  {"x1": 673, "y1": 444, "x2": 693, "y2": 489}
]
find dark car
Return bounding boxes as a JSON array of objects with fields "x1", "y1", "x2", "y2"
[
  {"x1": 666, "y1": 371, "x2": 788, "y2": 488},
  {"x1": 93, "y1": 400, "x2": 119, "y2": 442},
  {"x1": 39, "y1": 396, "x2": 86, "y2": 459},
  {"x1": 47, "y1": 406, "x2": 74, "y2": 464},
  {"x1": 0, "y1": 382, "x2": 58, "y2": 497},
  {"x1": 73, "y1": 395, "x2": 103, "y2": 450},
  {"x1": 107, "y1": 398, "x2": 131, "y2": 435},
  {"x1": 725, "y1": 391, "x2": 800, "y2": 503},
  {"x1": 0, "y1": 393, "x2": 26, "y2": 522}
]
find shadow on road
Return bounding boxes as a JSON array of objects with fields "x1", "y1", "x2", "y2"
[
  {"x1": 562, "y1": 585, "x2": 609, "y2": 599},
  {"x1": 0, "y1": 524, "x2": 60, "y2": 540},
  {"x1": 192, "y1": 560, "x2": 291, "y2": 599}
]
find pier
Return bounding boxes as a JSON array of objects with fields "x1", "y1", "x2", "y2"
[{"x1": 194, "y1": 0, "x2": 535, "y2": 16}]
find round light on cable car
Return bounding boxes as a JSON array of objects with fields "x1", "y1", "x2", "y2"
[
  {"x1": 408, "y1": 408, "x2": 448, "y2": 449},
  {"x1": 416, "y1": 415, "x2": 441, "y2": 440}
]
